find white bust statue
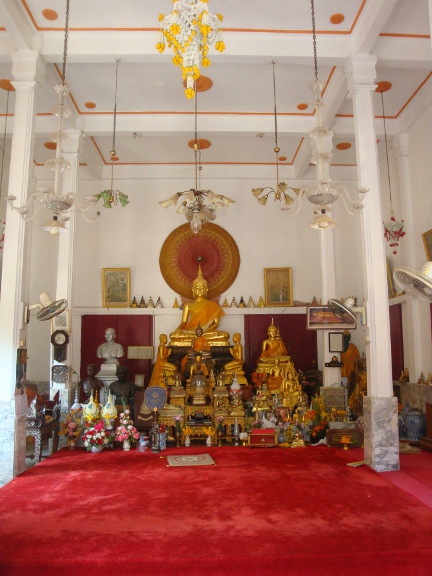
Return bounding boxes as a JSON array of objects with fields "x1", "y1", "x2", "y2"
[{"x1": 97, "y1": 327, "x2": 124, "y2": 365}]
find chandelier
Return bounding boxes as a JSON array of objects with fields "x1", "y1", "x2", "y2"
[
  {"x1": 159, "y1": 87, "x2": 234, "y2": 234},
  {"x1": 93, "y1": 60, "x2": 129, "y2": 210},
  {"x1": 157, "y1": 0, "x2": 225, "y2": 99},
  {"x1": 251, "y1": 61, "x2": 301, "y2": 207},
  {"x1": 6, "y1": 0, "x2": 99, "y2": 233},
  {"x1": 378, "y1": 83, "x2": 405, "y2": 254},
  {"x1": 265, "y1": 0, "x2": 368, "y2": 229}
]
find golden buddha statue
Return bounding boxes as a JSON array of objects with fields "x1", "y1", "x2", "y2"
[
  {"x1": 149, "y1": 334, "x2": 177, "y2": 388},
  {"x1": 254, "y1": 320, "x2": 292, "y2": 383},
  {"x1": 279, "y1": 363, "x2": 308, "y2": 410},
  {"x1": 222, "y1": 332, "x2": 247, "y2": 384},
  {"x1": 169, "y1": 266, "x2": 229, "y2": 347}
]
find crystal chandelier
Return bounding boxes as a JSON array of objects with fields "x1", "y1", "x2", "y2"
[
  {"x1": 280, "y1": 0, "x2": 368, "y2": 228},
  {"x1": 379, "y1": 85, "x2": 405, "y2": 255},
  {"x1": 6, "y1": 0, "x2": 99, "y2": 234},
  {"x1": 157, "y1": 0, "x2": 225, "y2": 99},
  {"x1": 159, "y1": 87, "x2": 234, "y2": 234},
  {"x1": 251, "y1": 61, "x2": 301, "y2": 207},
  {"x1": 93, "y1": 60, "x2": 129, "y2": 210}
]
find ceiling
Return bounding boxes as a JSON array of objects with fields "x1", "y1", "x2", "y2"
[{"x1": 0, "y1": 0, "x2": 431, "y2": 178}]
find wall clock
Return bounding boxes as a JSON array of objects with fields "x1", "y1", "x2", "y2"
[
  {"x1": 51, "y1": 364, "x2": 70, "y2": 384},
  {"x1": 51, "y1": 330, "x2": 69, "y2": 362}
]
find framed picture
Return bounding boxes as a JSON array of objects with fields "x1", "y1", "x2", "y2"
[
  {"x1": 387, "y1": 259, "x2": 396, "y2": 298},
  {"x1": 422, "y1": 228, "x2": 432, "y2": 260},
  {"x1": 51, "y1": 310, "x2": 70, "y2": 333},
  {"x1": 128, "y1": 346, "x2": 154, "y2": 359},
  {"x1": 102, "y1": 268, "x2": 130, "y2": 308},
  {"x1": 264, "y1": 267, "x2": 293, "y2": 307},
  {"x1": 307, "y1": 305, "x2": 356, "y2": 330},
  {"x1": 134, "y1": 374, "x2": 145, "y2": 387},
  {"x1": 328, "y1": 332, "x2": 344, "y2": 353}
]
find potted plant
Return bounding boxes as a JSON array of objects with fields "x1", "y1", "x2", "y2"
[
  {"x1": 114, "y1": 410, "x2": 140, "y2": 450},
  {"x1": 82, "y1": 420, "x2": 114, "y2": 453}
]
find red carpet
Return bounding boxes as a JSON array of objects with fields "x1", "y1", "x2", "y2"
[
  {"x1": 1, "y1": 445, "x2": 432, "y2": 576},
  {"x1": 383, "y1": 451, "x2": 432, "y2": 509}
]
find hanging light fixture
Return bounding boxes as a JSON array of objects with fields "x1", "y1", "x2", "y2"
[
  {"x1": 0, "y1": 79, "x2": 13, "y2": 249},
  {"x1": 6, "y1": 0, "x2": 99, "y2": 231},
  {"x1": 251, "y1": 61, "x2": 301, "y2": 207},
  {"x1": 156, "y1": 0, "x2": 225, "y2": 99},
  {"x1": 93, "y1": 60, "x2": 129, "y2": 210},
  {"x1": 159, "y1": 85, "x2": 234, "y2": 234},
  {"x1": 378, "y1": 82, "x2": 405, "y2": 255},
  {"x1": 280, "y1": 0, "x2": 368, "y2": 227}
]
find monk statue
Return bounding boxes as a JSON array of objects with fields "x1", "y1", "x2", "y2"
[
  {"x1": 108, "y1": 365, "x2": 135, "y2": 414},
  {"x1": 80, "y1": 363, "x2": 104, "y2": 401},
  {"x1": 149, "y1": 334, "x2": 177, "y2": 388},
  {"x1": 169, "y1": 266, "x2": 229, "y2": 347},
  {"x1": 222, "y1": 332, "x2": 247, "y2": 384},
  {"x1": 340, "y1": 330, "x2": 361, "y2": 399},
  {"x1": 97, "y1": 327, "x2": 124, "y2": 365}
]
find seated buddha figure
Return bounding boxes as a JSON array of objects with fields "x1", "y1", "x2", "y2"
[
  {"x1": 169, "y1": 266, "x2": 229, "y2": 347},
  {"x1": 180, "y1": 324, "x2": 212, "y2": 374},
  {"x1": 280, "y1": 364, "x2": 308, "y2": 410},
  {"x1": 222, "y1": 333, "x2": 247, "y2": 384},
  {"x1": 255, "y1": 320, "x2": 291, "y2": 380}
]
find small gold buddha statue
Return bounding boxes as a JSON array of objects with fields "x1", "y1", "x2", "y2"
[
  {"x1": 222, "y1": 333, "x2": 247, "y2": 384},
  {"x1": 169, "y1": 266, "x2": 230, "y2": 347}
]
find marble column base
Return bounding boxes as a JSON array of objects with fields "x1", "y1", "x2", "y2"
[
  {"x1": 363, "y1": 396, "x2": 399, "y2": 472},
  {"x1": 0, "y1": 395, "x2": 27, "y2": 487}
]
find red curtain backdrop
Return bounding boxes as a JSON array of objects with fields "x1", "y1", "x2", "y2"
[
  {"x1": 80, "y1": 315, "x2": 153, "y2": 384},
  {"x1": 244, "y1": 313, "x2": 317, "y2": 376},
  {"x1": 389, "y1": 304, "x2": 404, "y2": 381}
]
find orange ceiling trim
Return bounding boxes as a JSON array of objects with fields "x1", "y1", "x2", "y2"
[
  {"x1": 291, "y1": 137, "x2": 304, "y2": 164},
  {"x1": 380, "y1": 33, "x2": 430, "y2": 39},
  {"x1": 0, "y1": 28, "x2": 6, "y2": 32},
  {"x1": 321, "y1": 66, "x2": 336, "y2": 98},
  {"x1": 395, "y1": 71, "x2": 432, "y2": 118},
  {"x1": 91, "y1": 136, "x2": 107, "y2": 164}
]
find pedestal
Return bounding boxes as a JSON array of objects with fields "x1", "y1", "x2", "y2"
[
  {"x1": 97, "y1": 364, "x2": 118, "y2": 404},
  {"x1": 363, "y1": 396, "x2": 399, "y2": 472}
]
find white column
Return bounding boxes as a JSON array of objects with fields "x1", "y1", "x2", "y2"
[
  {"x1": 392, "y1": 135, "x2": 432, "y2": 378},
  {"x1": 51, "y1": 129, "x2": 81, "y2": 409},
  {"x1": 0, "y1": 51, "x2": 45, "y2": 485},
  {"x1": 345, "y1": 54, "x2": 399, "y2": 472},
  {"x1": 314, "y1": 130, "x2": 340, "y2": 387}
]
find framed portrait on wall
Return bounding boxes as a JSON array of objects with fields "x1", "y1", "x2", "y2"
[
  {"x1": 264, "y1": 267, "x2": 293, "y2": 307},
  {"x1": 422, "y1": 228, "x2": 432, "y2": 260},
  {"x1": 102, "y1": 268, "x2": 130, "y2": 307},
  {"x1": 51, "y1": 310, "x2": 71, "y2": 333},
  {"x1": 307, "y1": 305, "x2": 356, "y2": 330}
]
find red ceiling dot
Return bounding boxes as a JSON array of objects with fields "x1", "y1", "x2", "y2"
[
  {"x1": 85, "y1": 102, "x2": 97, "y2": 109},
  {"x1": 376, "y1": 81, "x2": 392, "y2": 93},
  {"x1": 330, "y1": 13, "x2": 345, "y2": 25},
  {"x1": 336, "y1": 142, "x2": 351, "y2": 151},
  {"x1": 42, "y1": 9, "x2": 58, "y2": 21},
  {"x1": 183, "y1": 76, "x2": 213, "y2": 92},
  {"x1": 111, "y1": 156, "x2": 119, "y2": 161},
  {"x1": 278, "y1": 156, "x2": 287, "y2": 162},
  {"x1": 0, "y1": 79, "x2": 15, "y2": 91},
  {"x1": 44, "y1": 142, "x2": 57, "y2": 150},
  {"x1": 188, "y1": 138, "x2": 211, "y2": 150},
  {"x1": 297, "y1": 103, "x2": 308, "y2": 111}
]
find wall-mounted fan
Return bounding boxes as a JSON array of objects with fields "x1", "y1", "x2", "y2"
[
  {"x1": 24, "y1": 292, "x2": 68, "y2": 323},
  {"x1": 327, "y1": 297, "x2": 367, "y2": 325},
  {"x1": 393, "y1": 262, "x2": 432, "y2": 302}
]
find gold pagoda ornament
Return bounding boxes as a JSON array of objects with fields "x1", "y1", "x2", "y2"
[
  {"x1": 247, "y1": 296, "x2": 255, "y2": 308},
  {"x1": 257, "y1": 296, "x2": 266, "y2": 308},
  {"x1": 238, "y1": 296, "x2": 246, "y2": 308},
  {"x1": 230, "y1": 297, "x2": 238, "y2": 308},
  {"x1": 221, "y1": 297, "x2": 229, "y2": 308},
  {"x1": 130, "y1": 296, "x2": 138, "y2": 308},
  {"x1": 172, "y1": 297, "x2": 180, "y2": 308},
  {"x1": 147, "y1": 296, "x2": 155, "y2": 309},
  {"x1": 138, "y1": 296, "x2": 146, "y2": 308},
  {"x1": 156, "y1": 0, "x2": 225, "y2": 99}
]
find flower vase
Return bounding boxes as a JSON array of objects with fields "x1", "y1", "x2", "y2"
[
  {"x1": 217, "y1": 429, "x2": 222, "y2": 447},
  {"x1": 123, "y1": 438, "x2": 131, "y2": 451},
  {"x1": 67, "y1": 438, "x2": 77, "y2": 450},
  {"x1": 278, "y1": 431, "x2": 286, "y2": 444},
  {"x1": 91, "y1": 445, "x2": 104, "y2": 453},
  {"x1": 206, "y1": 435, "x2": 212, "y2": 447},
  {"x1": 185, "y1": 435, "x2": 191, "y2": 447}
]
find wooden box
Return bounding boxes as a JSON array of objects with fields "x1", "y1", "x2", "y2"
[
  {"x1": 248, "y1": 430, "x2": 277, "y2": 447},
  {"x1": 326, "y1": 428, "x2": 363, "y2": 448}
]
